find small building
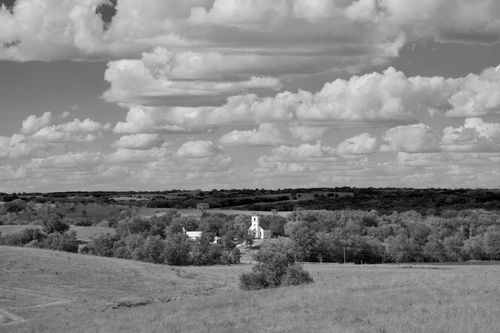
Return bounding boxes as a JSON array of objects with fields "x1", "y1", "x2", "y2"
[
  {"x1": 248, "y1": 215, "x2": 271, "y2": 239},
  {"x1": 183, "y1": 228, "x2": 202, "y2": 240}
]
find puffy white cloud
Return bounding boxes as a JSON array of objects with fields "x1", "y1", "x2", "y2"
[
  {"x1": 219, "y1": 123, "x2": 286, "y2": 146},
  {"x1": 21, "y1": 112, "x2": 52, "y2": 134},
  {"x1": 112, "y1": 133, "x2": 164, "y2": 150},
  {"x1": 26, "y1": 151, "x2": 103, "y2": 169},
  {"x1": 112, "y1": 67, "x2": 463, "y2": 134},
  {"x1": 107, "y1": 147, "x2": 170, "y2": 163},
  {"x1": 381, "y1": 123, "x2": 438, "y2": 153},
  {"x1": 446, "y1": 65, "x2": 500, "y2": 117},
  {"x1": 30, "y1": 118, "x2": 108, "y2": 143},
  {"x1": 295, "y1": 67, "x2": 457, "y2": 124},
  {"x1": 176, "y1": 140, "x2": 222, "y2": 158},
  {"x1": 379, "y1": 0, "x2": 500, "y2": 44},
  {"x1": 441, "y1": 118, "x2": 500, "y2": 152},
  {"x1": 288, "y1": 122, "x2": 328, "y2": 142},
  {"x1": 337, "y1": 133, "x2": 377, "y2": 155},
  {"x1": 103, "y1": 50, "x2": 282, "y2": 105},
  {"x1": 0, "y1": 134, "x2": 48, "y2": 159},
  {"x1": 258, "y1": 142, "x2": 336, "y2": 169},
  {"x1": 113, "y1": 106, "x2": 215, "y2": 134}
]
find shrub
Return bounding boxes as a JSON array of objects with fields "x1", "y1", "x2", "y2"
[
  {"x1": 280, "y1": 264, "x2": 313, "y2": 286},
  {"x1": 85, "y1": 233, "x2": 120, "y2": 257},
  {"x1": 41, "y1": 209, "x2": 69, "y2": 234},
  {"x1": 40, "y1": 231, "x2": 79, "y2": 252},
  {"x1": 240, "y1": 271, "x2": 268, "y2": 290},
  {"x1": 0, "y1": 228, "x2": 46, "y2": 246},
  {"x1": 240, "y1": 239, "x2": 313, "y2": 290}
]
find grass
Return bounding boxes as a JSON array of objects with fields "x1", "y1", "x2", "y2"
[
  {"x1": 139, "y1": 208, "x2": 292, "y2": 218},
  {"x1": 0, "y1": 225, "x2": 116, "y2": 242},
  {"x1": 1, "y1": 247, "x2": 500, "y2": 332}
]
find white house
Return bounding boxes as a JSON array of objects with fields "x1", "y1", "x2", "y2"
[
  {"x1": 248, "y1": 215, "x2": 271, "y2": 239},
  {"x1": 183, "y1": 228, "x2": 202, "y2": 240}
]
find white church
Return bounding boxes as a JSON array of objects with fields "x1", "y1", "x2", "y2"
[{"x1": 248, "y1": 215, "x2": 271, "y2": 239}]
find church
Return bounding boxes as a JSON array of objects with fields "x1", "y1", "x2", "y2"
[{"x1": 248, "y1": 215, "x2": 271, "y2": 239}]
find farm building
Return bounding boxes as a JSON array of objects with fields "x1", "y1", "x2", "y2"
[
  {"x1": 183, "y1": 228, "x2": 202, "y2": 240},
  {"x1": 248, "y1": 215, "x2": 271, "y2": 239}
]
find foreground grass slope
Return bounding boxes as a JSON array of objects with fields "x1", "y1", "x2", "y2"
[{"x1": 1, "y1": 247, "x2": 500, "y2": 333}]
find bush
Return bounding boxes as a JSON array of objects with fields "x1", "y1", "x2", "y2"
[
  {"x1": 280, "y1": 264, "x2": 313, "y2": 286},
  {"x1": 240, "y1": 239, "x2": 313, "y2": 290},
  {"x1": 41, "y1": 209, "x2": 69, "y2": 234},
  {"x1": 40, "y1": 231, "x2": 79, "y2": 252},
  {"x1": 240, "y1": 271, "x2": 268, "y2": 290},
  {"x1": 85, "y1": 233, "x2": 120, "y2": 257},
  {"x1": 0, "y1": 228, "x2": 46, "y2": 246}
]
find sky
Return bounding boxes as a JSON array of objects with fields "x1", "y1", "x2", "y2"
[{"x1": 1, "y1": 0, "x2": 500, "y2": 192}]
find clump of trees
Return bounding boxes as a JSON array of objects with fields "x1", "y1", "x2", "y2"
[
  {"x1": 82, "y1": 212, "x2": 248, "y2": 266},
  {"x1": 0, "y1": 208, "x2": 78, "y2": 252},
  {"x1": 285, "y1": 209, "x2": 500, "y2": 263},
  {"x1": 240, "y1": 239, "x2": 313, "y2": 290}
]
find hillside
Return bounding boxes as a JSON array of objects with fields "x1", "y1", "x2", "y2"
[{"x1": 2, "y1": 246, "x2": 500, "y2": 332}]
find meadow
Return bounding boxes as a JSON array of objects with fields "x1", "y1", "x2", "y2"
[{"x1": 1, "y1": 246, "x2": 499, "y2": 333}]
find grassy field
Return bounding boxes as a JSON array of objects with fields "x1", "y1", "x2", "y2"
[
  {"x1": 1, "y1": 247, "x2": 500, "y2": 332},
  {"x1": 139, "y1": 208, "x2": 292, "y2": 218},
  {"x1": 0, "y1": 225, "x2": 116, "y2": 242}
]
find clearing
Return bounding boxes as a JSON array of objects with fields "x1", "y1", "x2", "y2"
[{"x1": 1, "y1": 246, "x2": 500, "y2": 332}]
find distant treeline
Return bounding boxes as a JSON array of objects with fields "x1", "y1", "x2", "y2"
[{"x1": 2, "y1": 187, "x2": 500, "y2": 215}]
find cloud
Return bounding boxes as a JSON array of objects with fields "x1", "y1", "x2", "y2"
[
  {"x1": 176, "y1": 140, "x2": 223, "y2": 158},
  {"x1": 103, "y1": 50, "x2": 282, "y2": 106},
  {"x1": 288, "y1": 122, "x2": 328, "y2": 142},
  {"x1": 0, "y1": 134, "x2": 48, "y2": 159},
  {"x1": 107, "y1": 147, "x2": 170, "y2": 163},
  {"x1": 26, "y1": 151, "x2": 103, "y2": 169},
  {"x1": 337, "y1": 133, "x2": 377, "y2": 154},
  {"x1": 441, "y1": 118, "x2": 500, "y2": 152},
  {"x1": 378, "y1": 0, "x2": 500, "y2": 44},
  {"x1": 112, "y1": 66, "x2": 462, "y2": 134},
  {"x1": 30, "y1": 118, "x2": 108, "y2": 143},
  {"x1": 446, "y1": 65, "x2": 500, "y2": 117},
  {"x1": 381, "y1": 123, "x2": 438, "y2": 153},
  {"x1": 113, "y1": 107, "x2": 215, "y2": 134},
  {"x1": 219, "y1": 123, "x2": 286, "y2": 146},
  {"x1": 21, "y1": 112, "x2": 52, "y2": 134},
  {"x1": 112, "y1": 133, "x2": 164, "y2": 150}
]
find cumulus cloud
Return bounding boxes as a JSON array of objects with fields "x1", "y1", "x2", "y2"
[
  {"x1": 337, "y1": 133, "x2": 377, "y2": 155},
  {"x1": 0, "y1": 134, "x2": 48, "y2": 159},
  {"x1": 112, "y1": 133, "x2": 164, "y2": 150},
  {"x1": 103, "y1": 50, "x2": 282, "y2": 106},
  {"x1": 107, "y1": 147, "x2": 170, "y2": 163},
  {"x1": 441, "y1": 118, "x2": 500, "y2": 152},
  {"x1": 113, "y1": 107, "x2": 215, "y2": 134},
  {"x1": 30, "y1": 118, "x2": 108, "y2": 143},
  {"x1": 219, "y1": 123, "x2": 286, "y2": 146},
  {"x1": 21, "y1": 112, "x2": 52, "y2": 134},
  {"x1": 112, "y1": 67, "x2": 464, "y2": 134},
  {"x1": 446, "y1": 65, "x2": 500, "y2": 117},
  {"x1": 26, "y1": 151, "x2": 103, "y2": 169},
  {"x1": 381, "y1": 123, "x2": 438, "y2": 153},
  {"x1": 288, "y1": 122, "x2": 328, "y2": 142},
  {"x1": 176, "y1": 140, "x2": 223, "y2": 158}
]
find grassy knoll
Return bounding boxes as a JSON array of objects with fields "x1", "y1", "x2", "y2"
[{"x1": 1, "y1": 247, "x2": 500, "y2": 333}]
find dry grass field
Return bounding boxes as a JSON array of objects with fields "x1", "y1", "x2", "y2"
[{"x1": 1, "y1": 246, "x2": 500, "y2": 333}]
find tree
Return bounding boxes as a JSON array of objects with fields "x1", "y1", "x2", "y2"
[
  {"x1": 41, "y1": 208, "x2": 69, "y2": 234},
  {"x1": 484, "y1": 227, "x2": 500, "y2": 260},
  {"x1": 240, "y1": 239, "x2": 312, "y2": 290}
]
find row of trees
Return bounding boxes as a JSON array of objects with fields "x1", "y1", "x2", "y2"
[
  {"x1": 285, "y1": 210, "x2": 500, "y2": 263},
  {"x1": 82, "y1": 211, "x2": 251, "y2": 265}
]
